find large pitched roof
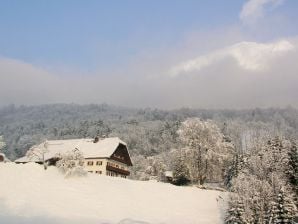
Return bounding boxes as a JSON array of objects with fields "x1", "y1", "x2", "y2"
[{"x1": 15, "y1": 137, "x2": 128, "y2": 163}]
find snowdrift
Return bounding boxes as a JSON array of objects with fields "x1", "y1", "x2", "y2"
[{"x1": 0, "y1": 163, "x2": 226, "y2": 224}]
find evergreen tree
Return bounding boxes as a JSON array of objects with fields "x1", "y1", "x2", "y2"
[
  {"x1": 272, "y1": 188, "x2": 296, "y2": 224},
  {"x1": 225, "y1": 154, "x2": 246, "y2": 188},
  {"x1": 267, "y1": 200, "x2": 279, "y2": 224},
  {"x1": 287, "y1": 141, "x2": 298, "y2": 206},
  {"x1": 225, "y1": 197, "x2": 246, "y2": 224},
  {"x1": 172, "y1": 154, "x2": 190, "y2": 186},
  {"x1": 226, "y1": 137, "x2": 297, "y2": 224}
]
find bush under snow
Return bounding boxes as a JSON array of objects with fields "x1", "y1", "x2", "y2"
[{"x1": 56, "y1": 149, "x2": 87, "y2": 177}]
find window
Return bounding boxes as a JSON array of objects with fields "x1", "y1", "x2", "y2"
[
  {"x1": 107, "y1": 171, "x2": 117, "y2": 177},
  {"x1": 87, "y1": 161, "x2": 94, "y2": 166},
  {"x1": 88, "y1": 171, "x2": 93, "y2": 173},
  {"x1": 107, "y1": 162, "x2": 114, "y2": 167},
  {"x1": 95, "y1": 171, "x2": 102, "y2": 174},
  {"x1": 96, "y1": 161, "x2": 102, "y2": 166}
]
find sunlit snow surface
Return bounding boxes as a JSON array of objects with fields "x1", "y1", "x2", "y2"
[{"x1": 0, "y1": 163, "x2": 227, "y2": 224}]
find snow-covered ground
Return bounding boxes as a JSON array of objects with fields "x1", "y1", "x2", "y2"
[{"x1": 0, "y1": 163, "x2": 227, "y2": 224}]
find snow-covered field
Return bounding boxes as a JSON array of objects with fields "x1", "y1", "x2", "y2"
[{"x1": 0, "y1": 163, "x2": 227, "y2": 224}]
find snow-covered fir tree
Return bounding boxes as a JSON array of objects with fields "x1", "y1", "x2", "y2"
[
  {"x1": 271, "y1": 187, "x2": 297, "y2": 224},
  {"x1": 225, "y1": 195, "x2": 247, "y2": 224},
  {"x1": 267, "y1": 199, "x2": 279, "y2": 224},
  {"x1": 172, "y1": 153, "x2": 190, "y2": 186},
  {"x1": 226, "y1": 137, "x2": 297, "y2": 223},
  {"x1": 225, "y1": 154, "x2": 246, "y2": 188},
  {"x1": 286, "y1": 141, "x2": 298, "y2": 207}
]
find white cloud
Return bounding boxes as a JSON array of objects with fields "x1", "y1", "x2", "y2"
[
  {"x1": 240, "y1": 0, "x2": 284, "y2": 24},
  {"x1": 1, "y1": 37, "x2": 298, "y2": 109},
  {"x1": 169, "y1": 40, "x2": 294, "y2": 76}
]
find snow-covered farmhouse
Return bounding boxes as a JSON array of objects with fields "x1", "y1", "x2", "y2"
[{"x1": 15, "y1": 137, "x2": 133, "y2": 178}]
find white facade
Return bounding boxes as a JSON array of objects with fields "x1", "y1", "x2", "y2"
[{"x1": 84, "y1": 158, "x2": 129, "y2": 178}]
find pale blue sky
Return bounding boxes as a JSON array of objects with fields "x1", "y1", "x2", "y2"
[{"x1": 0, "y1": 0, "x2": 296, "y2": 72}]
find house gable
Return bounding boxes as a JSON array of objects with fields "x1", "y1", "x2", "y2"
[{"x1": 110, "y1": 143, "x2": 133, "y2": 166}]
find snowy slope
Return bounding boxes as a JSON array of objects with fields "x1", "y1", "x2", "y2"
[{"x1": 0, "y1": 163, "x2": 227, "y2": 224}]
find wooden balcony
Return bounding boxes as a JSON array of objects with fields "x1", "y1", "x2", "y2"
[{"x1": 106, "y1": 164, "x2": 130, "y2": 176}]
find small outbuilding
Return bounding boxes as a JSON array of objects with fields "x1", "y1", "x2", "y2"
[{"x1": 164, "y1": 171, "x2": 173, "y2": 183}]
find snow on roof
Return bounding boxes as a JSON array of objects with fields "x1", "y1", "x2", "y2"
[
  {"x1": 164, "y1": 171, "x2": 173, "y2": 177},
  {"x1": 15, "y1": 137, "x2": 127, "y2": 163}
]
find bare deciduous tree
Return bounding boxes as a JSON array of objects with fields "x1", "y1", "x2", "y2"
[
  {"x1": 26, "y1": 140, "x2": 49, "y2": 170},
  {"x1": 56, "y1": 148, "x2": 87, "y2": 178},
  {"x1": 178, "y1": 118, "x2": 234, "y2": 184}
]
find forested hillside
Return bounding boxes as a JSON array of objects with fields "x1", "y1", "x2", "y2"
[
  {"x1": 1, "y1": 104, "x2": 297, "y2": 157},
  {"x1": 0, "y1": 104, "x2": 298, "y2": 181}
]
